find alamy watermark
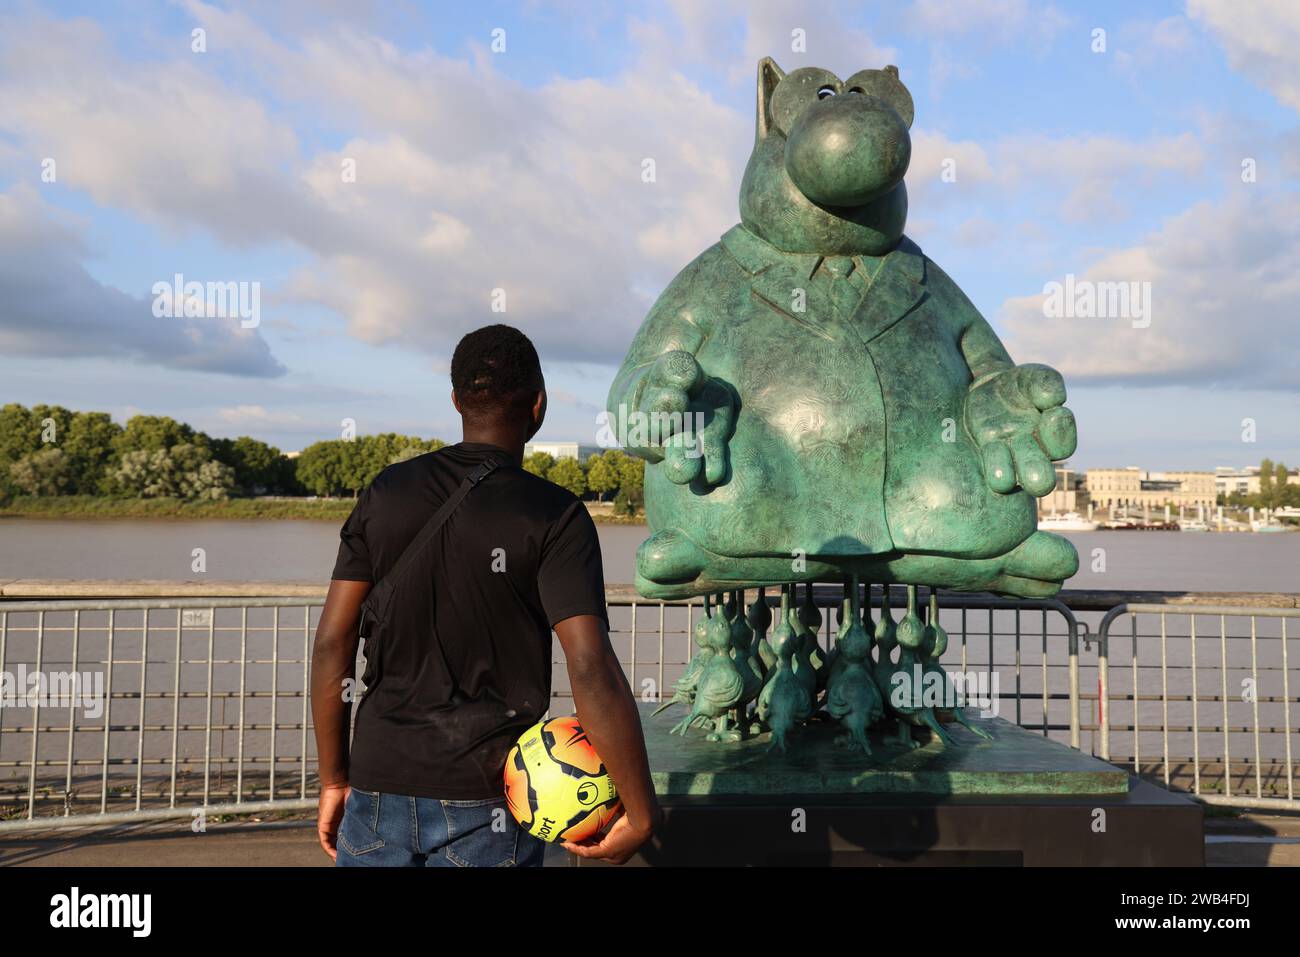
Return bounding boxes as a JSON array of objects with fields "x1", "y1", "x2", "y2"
[
  {"x1": 889, "y1": 666, "x2": 1000, "y2": 716},
  {"x1": 1042, "y1": 274, "x2": 1151, "y2": 329},
  {"x1": 595, "y1": 406, "x2": 707, "y2": 456},
  {"x1": 1, "y1": 666, "x2": 105, "y2": 718},
  {"x1": 152, "y1": 273, "x2": 261, "y2": 328}
]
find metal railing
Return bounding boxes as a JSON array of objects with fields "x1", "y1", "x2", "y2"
[
  {"x1": 0, "y1": 589, "x2": 1295, "y2": 832},
  {"x1": 1095, "y1": 603, "x2": 1299, "y2": 811},
  {"x1": 0, "y1": 598, "x2": 321, "y2": 832}
]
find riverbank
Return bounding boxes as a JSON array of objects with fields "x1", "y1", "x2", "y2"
[
  {"x1": 0, "y1": 495, "x2": 356, "y2": 521},
  {"x1": 0, "y1": 496, "x2": 647, "y2": 524}
]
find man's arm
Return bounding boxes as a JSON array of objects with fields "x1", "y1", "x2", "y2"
[
  {"x1": 554, "y1": 614, "x2": 661, "y2": 865},
  {"x1": 310, "y1": 578, "x2": 370, "y2": 860}
]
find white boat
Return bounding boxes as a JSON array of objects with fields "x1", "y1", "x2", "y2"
[
  {"x1": 1037, "y1": 511, "x2": 1099, "y2": 531},
  {"x1": 1179, "y1": 520, "x2": 1209, "y2": 532},
  {"x1": 1252, "y1": 521, "x2": 1289, "y2": 533}
]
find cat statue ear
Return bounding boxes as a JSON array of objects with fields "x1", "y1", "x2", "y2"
[
  {"x1": 844, "y1": 65, "x2": 914, "y2": 129},
  {"x1": 756, "y1": 57, "x2": 786, "y2": 142}
]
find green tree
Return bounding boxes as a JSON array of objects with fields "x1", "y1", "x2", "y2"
[
  {"x1": 612, "y1": 452, "x2": 645, "y2": 515},
  {"x1": 30, "y1": 404, "x2": 74, "y2": 448},
  {"x1": 114, "y1": 444, "x2": 234, "y2": 500},
  {"x1": 547, "y1": 457, "x2": 587, "y2": 497},
  {"x1": 210, "y1": 435, "x2": 297, "y2": 495},
  {"x1": 294, "y1": 441, "x2": 349, "y2": 497},
  {"x1": 614, "y1": 484, "x2": 644, "y2": 516},
  {"x1": 0, "y1": 404, "x2": 39, "y2": 465},
  {"x1": 114, "y1": 415, "x2": 208, "y2": 456},
  {"x1": 523, "y1": 451, "x2": 555, "y2": 478},
  {"x1": 585, "y1": 451, "x2": 620, "y2": 501},
  {"x1": 1259, "y1": 458, "x2": 1274, "y2": 506},
  {"x1": 9, "y1": 448, "x2": 76, "y2": 496},
  {"x1": 292, "y1": 435, "x2": 449, "y2": 496},
  {"x1": 63, "y1": 411, "x2": 123, "y2": 494},
  {"x1": 1280, "y1": 480, "x2": 1300, "y2": 509},
  {"x1": 617, "y1": 452, "x2": 644, "y2": 493}
]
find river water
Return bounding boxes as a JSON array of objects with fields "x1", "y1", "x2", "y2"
[{"x1": 0, "y1": 518, "x2": 1297, "y2": 591}]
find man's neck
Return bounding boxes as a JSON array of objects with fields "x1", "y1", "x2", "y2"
[{"x1": 460, "y1": 427, "x2": 526, "y2": 466}]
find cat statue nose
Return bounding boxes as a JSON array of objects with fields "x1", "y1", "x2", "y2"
[{"x1": 785, "y1": 93, "x2": 911, "y2": 207}]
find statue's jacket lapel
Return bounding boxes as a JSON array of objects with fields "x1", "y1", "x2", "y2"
[{"x1": 719, "y1": 225, "x2": 928, "y2": 347}]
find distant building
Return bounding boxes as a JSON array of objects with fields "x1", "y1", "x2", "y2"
[
  {"x1": 1084, "y1": 467, "x2": 1215, "y2": 511},
  {"x1": 524, "y1": 441, "x2": 601, "y2": 462},
  {"x1": 1214, "y1": 465, "x2": 1297, "y2": 498}
]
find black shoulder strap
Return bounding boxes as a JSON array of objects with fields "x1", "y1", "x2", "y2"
[{"x1": 359, "y1": 458, "x2": 499, "y2": 635}]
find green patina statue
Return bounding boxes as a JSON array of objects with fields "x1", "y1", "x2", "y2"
[
  {"x1": 825, "y1": 575, "x2": 884, "y2": 753},
  {"x1": 607, "y1": 57, "x2": 1079, "y2": 601},
  {"x1": 756, "y1": 585, "x2": 812, "y2": 751},
  {"x1": 923, "y1": 590, "x2": 992, "y2": 742}
]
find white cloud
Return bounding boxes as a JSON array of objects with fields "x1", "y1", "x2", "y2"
[
  {"x1": 908, "y1": 128, "x2": 1203, "y2": 223},
  {"x1": 998, "y1": 132, "x2": 1205, "y2": 222},
  {"x1": 999, "y1": 191, "x2": 1300, "y2": 389},
  {"x1": 1189, "y1": 0, "x2": 1300, "y2": 112},
  {"x1": 215, "y1": 405, "x2": 306, "y2": 428},
  {"x1": 0, "y1": 186, "x2": 284, "y2": 377},
  {"x1": 906, "y1": 0, "x2": 1073, "y2": 54},
  {"x1": 0, "y1": 0, "x2": 1256, "y2": 400},
  {"x1": 0, "y1": 14, "x2": 322, "y2": 246},
  {"x1": 634, "y1": 0, "x2": 898, "y2": 83}
]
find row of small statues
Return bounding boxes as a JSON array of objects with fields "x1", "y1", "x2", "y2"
[{"x1": 655, "y1": 578, "x2": 993, "y2": 754}]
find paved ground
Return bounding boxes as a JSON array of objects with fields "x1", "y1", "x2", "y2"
[
  {"x1": 0, "y1": 814, "x2": 576, "y2": 867},
  {"x1": 2, "y1": 811, "x2": 1297, "y2": 867},
  {"x1": 1203, "y1": 813, "x2": 1300, "y2": 866}
]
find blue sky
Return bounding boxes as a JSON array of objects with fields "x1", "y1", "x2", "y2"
[{"x1": 1, "y1": 0, "x2": 1298, "y2": 471}]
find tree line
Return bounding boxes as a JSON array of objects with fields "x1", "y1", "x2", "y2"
[
  {"x1": 1219, "y1": 458, "x2": 1300, "y2": 510},
  {"x1": 0, "y1": 403, "x2": 645, "y2": 511}
]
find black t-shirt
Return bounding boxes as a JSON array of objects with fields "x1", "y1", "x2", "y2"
[{"x1": 331, "y1": 441, "x2": 608, "y2": 799}]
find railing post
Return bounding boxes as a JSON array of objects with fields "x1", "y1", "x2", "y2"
[
  {"x1": 1283, "y1": 618, "x2": 1294, "y2": 803},
  {"x1": 100, "y1": 608, "x2": 114, "y2": 814},
  {"x1": 1190, "y1": 614, "x2": 1201, "y2": 798},
  {"x1": 136, "y1": 608, "x2": 149, "y2": 810},
  {"x1": 1067, "y1": 612, "x2": 1079, "y2": 751},
  {"x1": 65, "y1": 609, "x2": 81, "y2": 815},
  {"x1": 271, "y1": 606, "x2": 279, "y2": 803},
  {"x1": 170, "y1": 609, "x2": 181, "y2": 808},
  {"x1": 237, "y1": 606, "x2": 248, "y2": 804},
  {"x1": 1096, "y1": 605, "x2": 1120, "y2": 764},
  {"x1": 27, "y1": 610, "x2": 45, "y2": 821}
]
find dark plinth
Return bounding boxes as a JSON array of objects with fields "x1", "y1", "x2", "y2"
[
  {"x1": 562, "y1": 703, "x2": 1204, "y2": 866},
  {"x1": 640, "y1": 701, "x2": 1128, "y2": 796}
]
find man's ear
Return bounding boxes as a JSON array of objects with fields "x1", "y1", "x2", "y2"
[
  {"x1": 451, "y1": 389, "x2": 462, "y2": 414},
  {"x1": 756, "y1": 56, "x2": 786, "y2": 142},
  {"x1": 527, "y1": 390, "x2": 547, "y2": 441}
]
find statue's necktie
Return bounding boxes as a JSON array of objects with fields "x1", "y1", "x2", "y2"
[{"x1": 818, "y1": 256, "x2": 867, "y2": 323}]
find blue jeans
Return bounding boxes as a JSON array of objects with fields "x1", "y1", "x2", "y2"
[{"x1": 335, "y1": 787, "x2": 546, "y2": 867}]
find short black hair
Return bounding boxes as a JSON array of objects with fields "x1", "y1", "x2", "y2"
[{"x1": 450, "y1": 324, "x2": 543, "y2": 420}]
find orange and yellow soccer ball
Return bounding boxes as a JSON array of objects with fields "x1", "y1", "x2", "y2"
[{"x1": 504, "y1": 715, "x2": 621, "y2": 844}]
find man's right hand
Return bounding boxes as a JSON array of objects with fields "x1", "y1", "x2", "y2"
[
  {"x1": 554, "y1": 614, "x2": 662, "y2": 868},
  {"x1": 561, "y1": 806, "x2": 661, "y2": 866}
]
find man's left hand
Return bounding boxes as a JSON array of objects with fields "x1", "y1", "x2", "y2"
[{"x1": 317, "y1": 783, "x2": 351, "y2": 861}]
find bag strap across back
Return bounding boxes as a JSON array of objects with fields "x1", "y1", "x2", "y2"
[{"x1": 358, "y1": 458, "x2": 500, "y2": 637}]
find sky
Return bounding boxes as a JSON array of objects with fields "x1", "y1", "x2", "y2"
[{"x1": 0, "y1": 0, "x2": 1298, "y2": 472}]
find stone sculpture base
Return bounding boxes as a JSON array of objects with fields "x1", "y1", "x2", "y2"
[{"x1": 558, "y1": 703, "x2": 1203, "y2": 866}]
